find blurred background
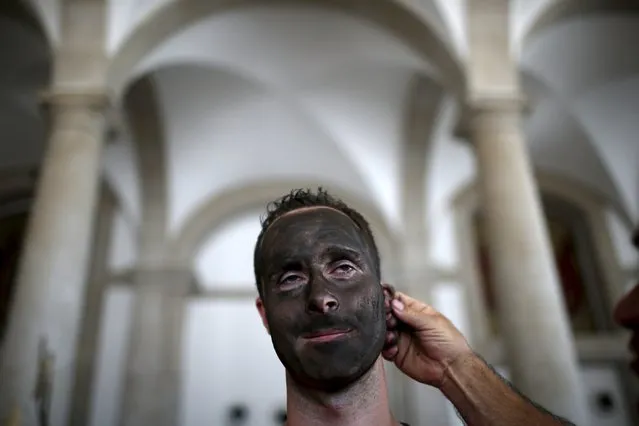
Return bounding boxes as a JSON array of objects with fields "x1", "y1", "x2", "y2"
[{"x1": 0, "y1": 0, "x2": 637, "y2": 425}]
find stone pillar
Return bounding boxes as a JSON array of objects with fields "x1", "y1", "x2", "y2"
[
  {"x1": 68, "y1": 184, "x2": 117, "y2": 426},
  {"x1": 0, "y1": 91, "x2": 108, "y2": 426},
  {"x1": 120, "y1": 268, "x2": 192, "y2": 426},
  {"x1": 462, "y1": 1, "x2": 588, "y2": 423},
  {"x1": 466, "y1": 97, "x2": 588, "y2": 424}
]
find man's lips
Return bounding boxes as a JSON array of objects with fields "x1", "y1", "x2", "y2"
[
  {"x1": 629, "y1": 332, "x2": 639, "y2": 355},
  {"x1": 301, "y1": 328, "x2": 353, "y2": 342},
  {"x1": 628, "y1": 333, "x2": 639, "y2": 375}
]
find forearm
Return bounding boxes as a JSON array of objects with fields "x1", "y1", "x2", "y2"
[{"x1": 440, "y1": 352, "x2": 576, "y2": 426}]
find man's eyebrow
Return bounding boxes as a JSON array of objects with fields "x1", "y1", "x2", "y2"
[
  {"x1": 264, "y1": 250, "x2": 304, "y2": 270},
  {"x1": 322, "y1": 245, "x2": 364, "y2": 261}
]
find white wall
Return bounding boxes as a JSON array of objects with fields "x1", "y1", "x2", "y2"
[
  {"x1": 103, "y1": 136, "x2": 140, "y2": 272},
  {"x1": 194, "y1": 210, "x2": 262, "y2": 289},
  {"x1": 102, "y1": 136, "x2": 141, "y2": 224},
  {"x1": 605, "y1": 208, "x2": 638, "y2": 270},
  {"x1": 181, "y1": 299, "x2": 286, "y2": 426},
  {"x1": 432, "y1": 282, "x2": 471, "y2": 426},
  {"x1": 580, "y1": 365, "x2": 633, "y2": 426},
  {"x1": 90, "y1": 285, "x2": 134, "y2": 426},
  {"x1": 523, "y1": 99, "x2": 621, "y2": 202},
  {"x1": 574, "y1": 77, "x2": 639, "y2": 220},
  {"x1": 426, "y1": 97, "x2": 475, "y2": 269},
  {"x1": 107, "y1": 209, "x2": 138, "y2": 271},
  {"x1": 107, "y1": 0, "x2": 173, "y2": 53}
]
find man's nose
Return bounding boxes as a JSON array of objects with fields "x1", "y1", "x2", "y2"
[
  {"x1": 614, "y1": 283, "x2": 639, "y2": 329},
  {"x1": 306, "y1": 278, "x2": 339, "y2": 314}
]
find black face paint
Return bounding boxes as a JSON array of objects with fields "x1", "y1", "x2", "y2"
[{"x1": 259, "y1": 207, "x2": 386, "y2": 392}]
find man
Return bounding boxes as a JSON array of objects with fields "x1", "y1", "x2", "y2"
[
  {"x1": 254, "y1": 188, "x2": 575, "y2": 426},
  {"x1": 613, "y1": 225, "x2": 639, "y2": 407}
]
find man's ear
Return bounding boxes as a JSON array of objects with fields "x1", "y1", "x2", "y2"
[
  {"x1": 381, "y1": 282, "x2": 396, "y2": 297},
  {"x1": 256, "y1": 296, "x2": 270, "y2": 334}
]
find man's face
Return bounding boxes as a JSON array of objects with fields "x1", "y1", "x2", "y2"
[
  {"x1": 614, "y1": 227, "x2": 639, "y2": 377},
  {"x1": 256, "y1": 207, "x2": 386, "y2": 391}
]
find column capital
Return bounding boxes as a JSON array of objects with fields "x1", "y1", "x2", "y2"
[
  {"x1": 40, "y1": 89, "x2": 110, "y2": 111},
  {"x1": 453, "y1": 94, "x2": 529, "y2": 141}
]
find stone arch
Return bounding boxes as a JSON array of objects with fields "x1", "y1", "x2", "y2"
[
  {"x1": 517, "y1": 67, "x2": 632, "y2": 224},
  {"x1": 107, "y1": 0, "x2": 465, "y2": 96},
  {"x1": 0, "y1": 0, "x2": 50, "y2": 45},
  {"x1": 522, "y1": 0, "x2": 639, "y2": 49},
  {"x1": 167, "y1": 179, "x2": 400, "y2": 274},
  {"x1": 121, "y1": 73, "x2": 169, "y2": 264}
]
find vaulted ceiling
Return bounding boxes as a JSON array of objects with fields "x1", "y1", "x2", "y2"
[{"x1": 1, "y1": 0, "x2": 637, "y2": 249}]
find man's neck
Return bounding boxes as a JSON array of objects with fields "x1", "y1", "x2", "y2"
[{"x1": 285, "y1": 357, "x2": 398, "y2": 426}]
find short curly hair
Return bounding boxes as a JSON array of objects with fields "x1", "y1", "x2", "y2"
[{"x1": 253, "y1": 188, "x2": 381, "y2": 296}]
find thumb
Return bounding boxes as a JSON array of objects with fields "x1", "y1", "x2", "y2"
[{"x1": 391, "y1": 292, "x2": 437, "y2": 330}]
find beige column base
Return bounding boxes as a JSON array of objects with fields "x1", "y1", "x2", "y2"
[
  {"x1": 468, "y1": 97, "x2": 589, "y2": 424},
  {"x1": 0, "y1": 91, "x2": 108, "y2": 426},
  {"x1": 120, "y1": 268, "x2": 193, "y2": 426}
]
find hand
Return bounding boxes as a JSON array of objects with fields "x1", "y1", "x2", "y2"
[{"x1": 381, "y1": 288, "x2": 473, "y2": 388}]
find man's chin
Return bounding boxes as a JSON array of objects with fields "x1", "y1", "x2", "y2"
[
  {"x1": 288, "y1": 354, "x2": 380, "y2": 392},
  {"x1": 290, "y1": 369, "x2": 366, "y2": 393}
]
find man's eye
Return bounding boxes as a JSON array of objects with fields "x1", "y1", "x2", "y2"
[
  {"x1": 279, "y1": 273, "x2": 304, "y2": 286},
  {"x1": 333, "y1": 262, "x2": 356, "y2": 276}
]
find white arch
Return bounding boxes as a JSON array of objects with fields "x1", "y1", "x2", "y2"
[{"x1": 107, "y1": 0, "x2": 464, "y2": 96}]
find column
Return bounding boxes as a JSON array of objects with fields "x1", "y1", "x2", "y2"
[
  {"x1": 463, "y1": 0, "x2": 588, "y2": 423},
  {"x1": 68, "y1": 185, "x2": 116, "y2": 426},
  {"x1": 0, "y1": 91, "x2": 108, "y2": 426},
  {"x1": 120, "y1": 268, "x2": 192, "y2": 426},
  {"x1": 467, "y1": 97, "x2": 588, "y2": 424}
]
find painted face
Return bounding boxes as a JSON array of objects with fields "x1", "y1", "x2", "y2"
[
  {"x1": 258, "y1": 207, "x2": 386, "y2": 391},
  {"x1": 614, "y1": 226, "x2": 639, "y2": 377}
]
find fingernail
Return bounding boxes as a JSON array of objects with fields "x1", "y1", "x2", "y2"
[{"x1": 392, "y1": 299, "x2": 404, "y2": 311}]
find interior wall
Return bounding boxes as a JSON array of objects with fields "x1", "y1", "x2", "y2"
[
  {"x1": 605, "y1": 208, "x2": 638, "y2": 271},
  {"x1": 90, "y1": 284, "x2": 134, "y2": 426},
  {"x1": 194, "y1": 209, "x2": 261, "y2": 289},
  {"x1": 425, "y1": 96, "x2": 475, "y2": 270},
  {"x1": 102, "y1": 135, "x2": 141, "y2": 225},
  {"x1": 181, "y1": 299, "x2": 286, "y2": 426},
  {"x1": 107, "y1": 209, "x2": 138, "y2": 272}
]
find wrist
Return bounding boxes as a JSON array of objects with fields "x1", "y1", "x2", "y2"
[{"x1": 439, "y1": 350, "x2": 481, "y2": 394}]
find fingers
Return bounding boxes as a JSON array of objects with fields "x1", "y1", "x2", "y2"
[
  {"x1": 395, "y1": 292, "x2": 433, "y2": 313},
  {"x1": 382, "y1": 283, "x2": 396, "y2": 297},
  {"x1": 383, "y1": 284, "x2": 400, "y2": 355},
  {"x1": 391, "y1": 291, "x2": 437, "y2": 330},
  {"x1": 382, "y1": 344, "x2": 399, "y2": 361}
]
